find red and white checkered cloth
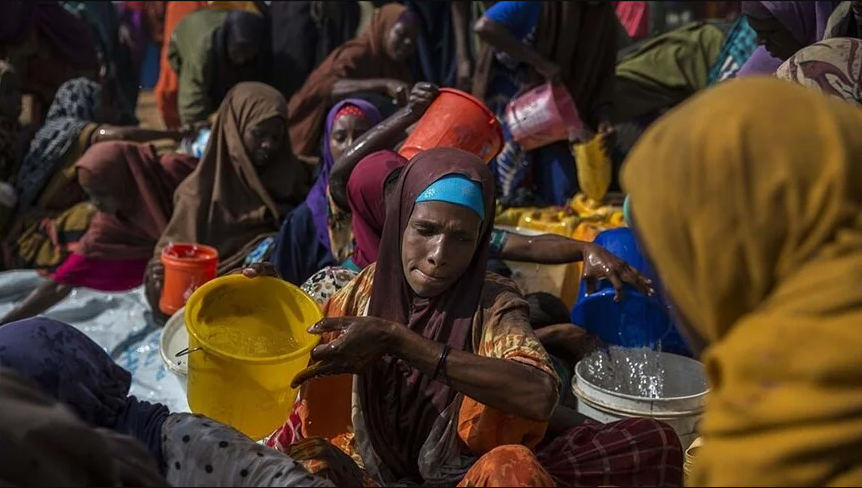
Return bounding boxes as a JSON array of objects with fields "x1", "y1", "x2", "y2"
[{"x1": 537, "y1": 418, "x2": 684, "y2": 487}]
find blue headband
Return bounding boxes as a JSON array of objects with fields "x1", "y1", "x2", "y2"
[{"x1": 415, "y1": 174, "x2": 485, "y2": 221}]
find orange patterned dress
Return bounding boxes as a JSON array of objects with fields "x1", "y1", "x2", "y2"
[{"x1": 269, "y1": 264, "x2": 558, "y2": 487}]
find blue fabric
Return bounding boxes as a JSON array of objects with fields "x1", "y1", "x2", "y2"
[
  {"x1": 415, "y1": 174, "x2": 486, "y2": 221},
  {"x1": 272, "y1": 201, "x2": 338, "y2": 285},
  {"x1": 243, "y1": 236, "x2": 275, "y2": 267},
  {"x1": 0, "y1": 318, "x2": 170, "y2": 470},
  {"x1": 484, "y1": 1, "x2": 541, "y2": 42},
  {"x1": 533, "y1": 142, "x2": 579, "y2": 206},
  {"x1": 406, "y1": 1, "x2": 458, "y2": 87}
]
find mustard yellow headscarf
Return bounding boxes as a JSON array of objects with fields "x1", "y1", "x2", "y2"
[{"x1": 622, "y1": 78, "x2": 862, "y2": 486}]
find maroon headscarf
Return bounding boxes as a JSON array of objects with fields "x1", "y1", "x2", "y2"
[
  {"x1": 346, "y1": 150, "x2": 408, "y2": 269},
  {"x1": 360, "y1": 148, "x2": 496, "y2": 482},
  {"x1": 75, "y1": 142, "x2": 198, "y2": 260}
]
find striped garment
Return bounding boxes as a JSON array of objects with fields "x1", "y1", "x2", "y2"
[{"x1": 707, "y1": 16, "x2": 759, "y2": 85}]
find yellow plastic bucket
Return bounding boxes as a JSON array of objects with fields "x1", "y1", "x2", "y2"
[{"x1": 183, "y1": 274, "x2": 322, "y2": 440}]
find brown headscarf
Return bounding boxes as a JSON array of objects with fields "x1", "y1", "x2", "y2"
[
  {"x1": 472, "y1": 1, "x2": 619, "y2": 130},
  {"x1": 287, "y1": 4, "x2": 413, "y2": 160},
  {"x1": 360, "y1": 148, "x2": 496, "y2": 482},
  {"x1": 154, "y1": 82, "x2": 308, "y2": 273},
  {"x1": 75, "y1": 142, "x2": 197, "y2": 260},
  {"x1": 0, "y1": 367, "x2": 166, "y2": 487}
]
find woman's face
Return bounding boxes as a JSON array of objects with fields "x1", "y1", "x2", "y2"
[
  {"x1": 745, "y1": 10, "x2": 802, "y2": 60},
  {"x1": 78, "y1": 168, "x2": 122, "y2": 215},
  {"x1": 401, "y1": 201, "x2": 482, "y2": 298},
  {"x1": 386, "y1": 18, "x2": 419, "y2": 62},
  {"x1": 244, "y1": 117, "x2": 285, "y2": 167},
  {"x1": 329, "y1": 114, "x2": 371, "y2": 161}
]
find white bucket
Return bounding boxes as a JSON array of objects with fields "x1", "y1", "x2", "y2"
[
  {"x1": 572, "y1": 351, "x2": 708, "y2": 449},
  {"x1": 159, "y1": 307, "x2": 188, "y2": 393}
]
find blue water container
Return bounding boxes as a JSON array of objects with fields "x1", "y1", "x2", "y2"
[{"x1": 571, "y1": 227, "x2": 691, "y2": 356}]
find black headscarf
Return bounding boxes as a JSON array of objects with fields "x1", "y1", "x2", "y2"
[{"x1": 211, "y1": 11, "x2": 271, "y2": 106}]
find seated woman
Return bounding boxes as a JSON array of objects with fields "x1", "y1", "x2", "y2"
[
  {"x1": 259, "y1": 148, "x2": 681, "y2": 487},
  {"x1": 0, "y1": 318, "x2": 339, "y2": 487},
  {"x1": 776, "y1": 37, "x2": 862, "y2": 106},
  {"x1": 737, "y1": 1, "x2": 838, "y2": 76},
  {"x1": 273, "y1": 82, "x2": 443, "y2": 287},
  {"x1": 472, "y1": 1, "x2": 618, "y2": 206},
  {"x1": 287, "y1": 4, "x2": 420, "y2": 164},
  {"x1": 4, "y1": 77, "x2": 188, "y2": 272},
  {"x1": 145, "y1": 82, "x2": 309, "y2": 318},
  {"x1": 290, "y1": 80, "x2": 651, "y2": 304},
  {"x1": 269, "y1": 98, "x2": 382, "y2": 285},
  {"x1": 168, "y1": 8, "x2": 269, "y2": 127},
  {"x1": 0, "y1": 142, "x2": 197, "y2": 325},
  {"x1": 623, "y1": 78, "x2": 862, "y2": 486},
  {"x1": 611, "y1": 19, "x2": 752, "y2": 159}
]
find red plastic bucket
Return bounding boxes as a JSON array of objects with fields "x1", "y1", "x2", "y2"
[
  {"x1": 504, "y1": 82, "x2": 585, "y2": 151},
  {"x1": 159, "y1": 243, "x2": 219, "y2": 315},
  {"x1": 398, "y1": 88, "x2": 503, "y2": 163}
]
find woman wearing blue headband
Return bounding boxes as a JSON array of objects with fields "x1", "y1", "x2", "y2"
[{"x1": 262, "y1": 147, "x2": 682, "y2": 487}]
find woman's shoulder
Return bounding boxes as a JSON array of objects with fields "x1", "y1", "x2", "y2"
[
  {"x1": 481, "y1": 270, "x2": 524, "y2": 299},
  {"x1": 477, "y1": 270, "x2": 528, "y2": 315}
]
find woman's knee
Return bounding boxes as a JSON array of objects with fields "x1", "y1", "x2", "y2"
[{"x1": 460, "y1": 444, "x2": 555, "y2": 487}]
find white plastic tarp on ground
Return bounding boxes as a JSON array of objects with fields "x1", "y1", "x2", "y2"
[{"x1": 0, "y1": 270, "x2": 190, "y2": 413}]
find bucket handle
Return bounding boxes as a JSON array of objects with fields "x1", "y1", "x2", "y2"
[{"x1": 175, "y1": 347, "x2": 203, "y2": 358}]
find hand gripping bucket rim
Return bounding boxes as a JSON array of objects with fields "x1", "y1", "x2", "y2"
[{"x1": 183, "y1": 274, "x2": 322, "y2": 364}]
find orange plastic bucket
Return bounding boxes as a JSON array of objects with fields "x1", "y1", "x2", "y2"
[
  {"x1": 159, "y1": 243, "x2": 218, "y2": 315},
  {"x1": 504, "y1": 82, "x2": 585, "y2": 151},
  {"x1": 398, "y1": 88, "x2": 503, "y2": 163}
]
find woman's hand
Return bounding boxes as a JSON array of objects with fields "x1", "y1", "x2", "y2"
[
  {"x1": 146, "y1": 261, "x2": 165, "y2": 293},
  {"x1": 405, "y1": 82, "x2": 440, "y2": 118},
  {"x1": 596, "y1": 120, "x2": 616, "y2": 156},
  {"x1": 386, "y1": 80, "x2": 411, "y2": 106},
  {"x1": 581, "y1": 242, "x2": 654, "y2": 301},
  {"x1": 534, "y1": 58, "x2": 561, "y2": 82},
  {"x1": 240, "y1": 261, "x2": 279, "y2": 278},
  {"x1": 291, "y1": 317, "x2": 396, "y2": 387}
]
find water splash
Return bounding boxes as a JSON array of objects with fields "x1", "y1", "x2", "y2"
[{"x1": 581, "y1": 345, "x2": 666, "y2": 398}]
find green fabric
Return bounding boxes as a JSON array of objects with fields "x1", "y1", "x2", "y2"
[
  {"x1": 613, "y1": 22, "x2": 726, "y2": 122},
  {"x1": 168, "y1": 9, "x2": 230, "y2": 124}
]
